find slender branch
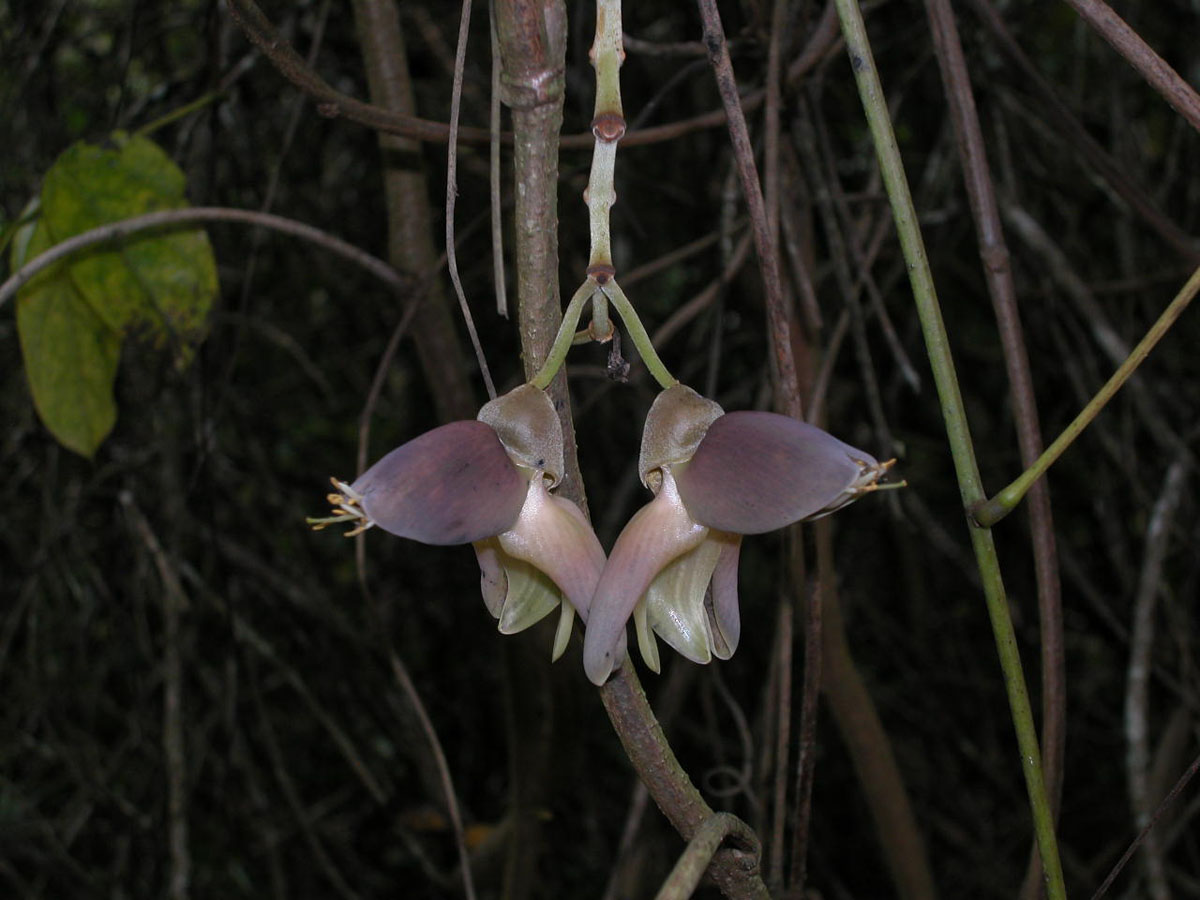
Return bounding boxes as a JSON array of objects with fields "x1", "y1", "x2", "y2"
[
  {"x1": 579, "y1": 0, "x2": 627, "y2": 339},
  {"x1": 963, "y1": 0, "x2": 1199, "y2": 262},
  {"x1": 490, "y1": 0, "x2": 508, "y2": 318},
  {"x1": 653, "y1": 813, "x2": 762, "y2": 900},
  {"x1": 1062, "y1": 0, "x2": 1200, "y2": 135},
  {"x1": 920, "y1": 3, "x2": 1066, "y2": 896},
  {"x1": 227, "y1": 0, "x2": 777, "y2": 151},
  {"x1": 599, "y1": 667, "x2": 770, "y2": 900},
  {"x1": 444, "y1": 0, "x2": 497, "y2": 400},
  {"x1": 830, "y1": 1, "x2": 1067, "y2": 895},
  {"x1": 0, "y1": 206, "x2": 414, "y2": 310},
  {"x1": 122, "y1": 497, "x2": 191, "y2": 900},
  {"x1": 1124, "y1": 456, "x2": 1189, "y2": 900},
  {"x1": 1093, "y1": 749, "x2": 1200, "y2": 900},
  {"x1": 696, "y1": 0, "x2": 799, "y2": 419},
  {"x1": 352, "y1": 0, "x2": 475, "y2": 422},
  {"x1": 976, "y1": 263, "x2": 1200, "y2": 526}
]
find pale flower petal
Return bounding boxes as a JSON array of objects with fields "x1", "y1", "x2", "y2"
[
  {"x1": 497, "y1": 474, "x2": 606, "y2": 621},
  {"x1": 495, "y1": 555, "x2": 562, "y2": 635},
  {"x1": 473, "y1": 538, "x2": 507, "y2": 618},
  {"x1": 641, "y1": 536, "x2": 724, "y2": 665},
  {"x1": 583, "y1": 468, "x2": 708, "y2": 685}
]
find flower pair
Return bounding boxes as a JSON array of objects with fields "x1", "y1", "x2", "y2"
[{"x1": 311, "y1": 383, "x2": 888, "y2": 681}]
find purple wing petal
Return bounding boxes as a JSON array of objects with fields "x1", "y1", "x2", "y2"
[
  {"x1": 707, "y1": 533, "x2": 742, "y2": 659},
  {"x1": 675, "y1": 411, "x2": 878, "y2": 534},
  {"x1": 352, "y1": 420, "x2": 526, "y2": 545},
  {"x1": 583, "y1": 470, "x2": 708, "y2": 685}
]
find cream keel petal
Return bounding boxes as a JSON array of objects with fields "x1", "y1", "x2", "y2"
[
  {"x1": 473, "y1": 538, "x2": 507, "y2": 618},
  {"x1": 643, "y1": 537, "x2": 723, "y2": 665},
  {"x1": 496, "y1": 554, "x2": 562, "y2": 634},
  {"x1": 633, "y1": 600, "x2": 661, "y2": 674},
  {"x1": 551, "y1": 600, "x2": 576, "y2": 662}
]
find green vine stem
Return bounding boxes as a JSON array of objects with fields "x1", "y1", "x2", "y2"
[
  {"x1": 528, "y1": 0, "x2": 678, "y2": 392},
  {"x1": 586, "y1": 0, "x2": 623, "y2": 272},
  {"x1": 582, "y1": 0, "x2": 625, "y2": 337},
  {"x1": 830, "y1": 0, "x2": 1068, "y2": 896},
  {"x1": 530, "y1": 279, "x2": 599, "y2": 389},
  {"x1": 135, "y1": 91, "x2": 223, "y2": 138},
  {"x1": 653, "y1": 813, "x2": 762, "y2": 900},
  {"x1": 975, "y1": 262, "x2": 1200, "y2": 527}
]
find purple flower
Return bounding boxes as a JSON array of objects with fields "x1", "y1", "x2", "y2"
[
  {"x1": 583, "y1": 384, "x2": 890, "y2": 685},
  {"x1": 313, "y1": 385, "x2": 606, "y2": 660}
]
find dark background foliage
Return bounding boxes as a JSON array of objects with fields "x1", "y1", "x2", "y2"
[{"x1": 2, "y1": 1, "x2": 1198, "y2": 898}]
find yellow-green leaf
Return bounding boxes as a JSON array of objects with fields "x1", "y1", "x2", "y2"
[
  {"x1": 15, "y1": 209, "x2": 120, "y2": 456},
  {"x1": 12, "y1": 133, "x2": 217, "y2": 457}
]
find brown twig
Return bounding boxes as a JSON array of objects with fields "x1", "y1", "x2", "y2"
[
  {"x1": 1093, "y1": 749, "x2": 1200, "y2": 900},
  {"x1": 817, "y1": 525, "x2": 939, "y2": 900},
  {"x1": 444, "y1": 0, "x2": 497, "y2": 400},
  {"x1": 653, "y1": 813, "x2": 763, "y2": 900},
  {"x1": 0, "y1": 207, "x2": 415, "y2": 310},
  {"x1": 489, "y1": 0, "x2": 508, "y2": 318},
  {"x1": 122, "y1": 496, "x2": 191, "y2": 900},
  {"x1": 1062, "y1": 0, "x2": 1200, "y2": 136},
  {"x1": 696, "y1": 0, "x2": 799, "y2": 419},
  {"x1": 226, "y1": 0, "x2": 760, "y2": 150},
  {"x1": 964, "y1": 0, "x2": 1199, "y2": 262},
  {"x1": 769, "y1": 588, "x2": 794, "y2": 891},
  {"x1": 1125, "y1": 455, "x2": 1190, "y2": 900},
  {"x1": 599, "y1": 668, "x2": 770, "y2": 900}
]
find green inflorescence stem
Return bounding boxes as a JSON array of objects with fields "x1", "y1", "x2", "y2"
[
  {"x1": 531, "y1": 0, "x2": 677, "y2": 390},
  {"x1": 830, "y1": 1, "x2": 1068, "y2": 896},
  {"x1": 530, "y1": 279, "x2": 598, "y2": 389},
  {"x1": 586, "y1": 0, "x2": 624, "y2": 271},
  {"x1": 976, "y1": 262, "x2": 1200, "y2": 527}
]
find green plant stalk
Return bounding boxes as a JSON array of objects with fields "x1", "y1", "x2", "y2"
[
  {"x1": 135, "y1": 91, "x2": 223, "y2": 138},
  {"x1": 582, "y1": 0, "x2": 625, "y2": 337},
  {"x1": 531, "y1": 0, "x2": 678, "y2": 390},
  {"x1": 976, "y1": 262, "x2": 1200, "y2": 527},
  {"x1": 604, "y1": 280, "x2": 677, "y2": 389},
  {"x1": 529, "y1": 279, "x2": 598, "y2": 389},
  {"x1": 654, "y1": 813, "x2": 761, "y2": 900},
  {"x1": 587, "y1": 0, "x2": 624, "y2": 273},
  {"x1": 831, "y1": 1, "x2": 1067, "y2": 896}
]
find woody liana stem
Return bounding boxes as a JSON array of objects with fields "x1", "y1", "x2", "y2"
[{"x1": 530, "y1": 0, "x2": 677, "y2": 391}]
